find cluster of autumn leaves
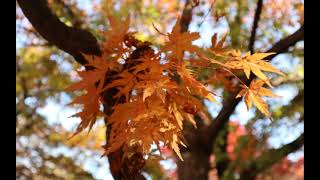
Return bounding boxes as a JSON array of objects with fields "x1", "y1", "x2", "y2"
[{"x1": 66, "y1": 14, "x2": 283, "y2": 160}]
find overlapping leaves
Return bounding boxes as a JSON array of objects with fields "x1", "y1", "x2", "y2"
[{"x1": 66, "y1": 16, "x2": 283, "y2": 161}]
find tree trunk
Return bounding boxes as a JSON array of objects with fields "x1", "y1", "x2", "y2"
[
  {"x1": 102, "y1": 45, "x2": 153, "y2": 180},
  {"x1": 177, "y1": 120, "x2": 212, "y2": 180},
  {"x1": 177, "y1": 150, "x2": 211, "y2": 180}
]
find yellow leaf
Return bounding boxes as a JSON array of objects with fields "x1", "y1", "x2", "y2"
[
  {"x1": 244, "y1": 92, "x2": 253, "y2": 110},
  {"x1": 172, "y1": 103, "x2": 184, "y2": 129},
  {"x1": 143, "y1": 87, "x2": 155, "y2": 101},
  {"x1": 237, "y1": 80, "x2": 279, "y2": 118},
  {"x1": 236, "y1": 88, "x2": 247, "y2": 98},
  {"x1": 243, "y1": 63, "x2": 251, "y2": 79},
  {"x1": 171, "y1": 134, "x2": 184, "y2": 161},
  {"x1": 185, "y1": 114, "x2": 196, "y2": 128},
  {"x1": 163, "y1": 18, "x2": 201, "y2": 62},
  {"x1": 225, "y1": 52, "x2": 284, "y2": 86},
  {"x1": 206, "y1": 93, "x2": 220, "y2": 105},
  {"x1": 247, "y1": 52, "x2": 275, "y2": 62},
  {"x1": 209, "y1": 33, "x2": 228, "y2": 56},
  {"x1": 248, "y1": 91, "x2": 270, "y2": 117},
  {"x1": 258, "y1": 87, "x2": 279, "y2": 97}
]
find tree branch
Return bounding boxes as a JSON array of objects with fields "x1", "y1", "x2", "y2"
[
  {"x1": 248, "y1": 0, "x2": 263, "y2": 53},
  {"x1": 239, "y1": 132, "x2": 304, "y2": 180},
  {"x1": 205, "y1": 24, "x2": 304, "y2": 148},
  {"x1": 266, "y1": 24, "x2": 304, "y2": 59},
  {"x1": 180, "y1": 0, "x2": 198, "y2": 32},
  {"x1": 17, "y1": 0, "x2": 101, "y2": 65}
]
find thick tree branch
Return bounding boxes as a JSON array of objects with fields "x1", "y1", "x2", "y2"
[
  {"x1": 103, "y1": 45, "x2": 153, "y2": 180},
  {"x1": 239, "y1": 132, "x2": 304, "y2": 180},
  {"x1": 17, "y1": 0, "x2": 101, "y2": 65},
  {"x1": 180, "y1": 1, "x2": 192, "y2": 32},
  {"x1": 180, "y1": 0, "x2": 198, "y2": 32},
  {"x1": 266, "y1": 24, "x2": 304, "y2": 59},
  {"x1": 248, "y1": 0, "x2": 263, "y2": 53},
  {"x1": 205, "y1": 24, "x2": 304, "y2": 148}
]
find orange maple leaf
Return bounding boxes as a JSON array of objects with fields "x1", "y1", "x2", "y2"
[
  {"x1": 209, "y1": 33, "x2": 228, "y2": 56},
  {"x1": 225, "y1": 52, "x2": 284, "y2": 86},
  {"x1": 236, "y1": 80, "x2": 279, "y2": 117},
  {"x1": 163, "y1": 18, "x2": 201, "y2": 63}
]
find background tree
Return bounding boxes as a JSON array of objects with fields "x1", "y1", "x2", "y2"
[{"x1": 16, "y1": 0, "x2": 304, "y2": 179}]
